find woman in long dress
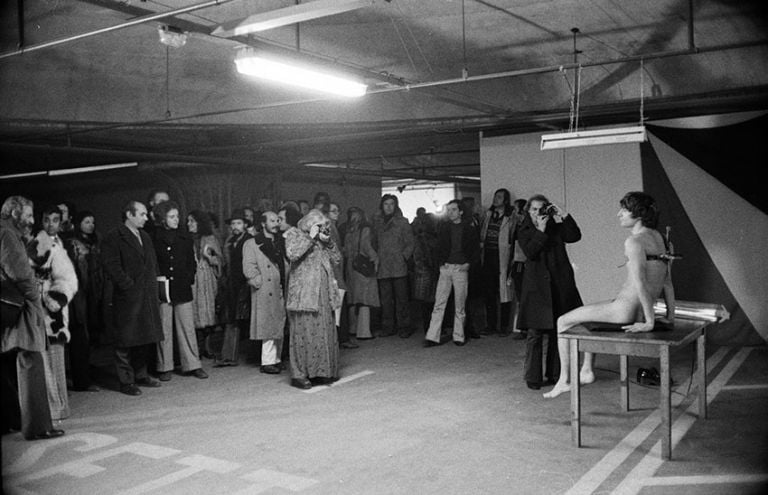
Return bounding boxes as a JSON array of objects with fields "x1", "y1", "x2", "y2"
[
  {"x1": 187, "y1": 210, "x2": 222, "y2": 359},
  {"x1": 284, "y1": 209, "x2": 342, "y2": 389},
  {"x1": 343, "y1": 207, "x2": 379, "y2": 340}
]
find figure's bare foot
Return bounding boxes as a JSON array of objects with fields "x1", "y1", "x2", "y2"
[
  {"x1": 579, "y1": 370, "x2": 595, "y2": 385},
  {"x1": 543, "y1": 381, "x2": 570, "y2": 399}
]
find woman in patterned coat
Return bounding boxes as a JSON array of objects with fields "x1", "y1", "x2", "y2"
[{"x1": 284, "y1": 209, "x2": 342, "y2": 389}]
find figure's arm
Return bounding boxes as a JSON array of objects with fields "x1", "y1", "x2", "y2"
[
  {"x1": 101, "y1": 234, "x2": 134, "y2": 291},
  {"x1": 242, "y1": 240, "x2": 263, "y2": 289},
  {"x1": 622, "y1": 237, "x2": 655, "y2": 333},
  {"x1": 361, "y1": 227, "x2": 379, "y2": 265},
  {"x1": 401, "y1": 220, "x2": 415, "y2": 260},
  {"x1": 661, "y1": 263, "x2": 675, "y2": 323}
]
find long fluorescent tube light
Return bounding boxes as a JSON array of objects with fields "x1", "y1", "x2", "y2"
[
  {"x1": 1, "y1": 162, "x2": 138, "y2": 180},
  {"x1": 235, "y1": 52, "x2": 367, "y2": 97},
  {"x1": 48, "y1": 162, "x2": 138, "y2": 176},
  {"x1": 213, "y1": 0, "x2": 377, "y2": 37},
  {"x1": 540, "y1": 125, "x2": 647, "y2": 150}
]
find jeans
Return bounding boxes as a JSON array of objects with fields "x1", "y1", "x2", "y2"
[{"x1": 426, "y1": 264, "x2": 469, "y2": 343}]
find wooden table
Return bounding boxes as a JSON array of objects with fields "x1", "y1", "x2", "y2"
[{"x1": 561, "y1": 319, "x2": 709, "y2": 460}]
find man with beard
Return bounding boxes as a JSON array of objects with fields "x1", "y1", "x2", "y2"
[
  {"x1": 216, "y1": 209, "x2": 252, "y2": 367},
  {"x1": 243, "y1": 211, "x2": 287, "y2": 374},
  {"x1": 1, "y1": 196, "x2": 64, "y2": 439}
]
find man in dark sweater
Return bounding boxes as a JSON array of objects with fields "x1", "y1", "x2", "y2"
[{"x1": 423, "y1": 200, "x2": 481, "y2": 347}]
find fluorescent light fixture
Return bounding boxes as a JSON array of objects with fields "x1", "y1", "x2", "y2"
[
  {"x1": 213, "y1": 0, "x2": 377, "y2": 37},
  {"x1": 654, "y1": 300, "x2": 730, "y2": 323},
  {"x1": 540, "y1": 125, "x2": 647, "y2": 150},
  {"x1": 235, "y1": 51, "x2": 367, "y2": 97},
  {"x1": 158, "y1": 25, "x2": 188, "y2": 48},
  {"x1": 304, "y1": 162, "x2": 347, "y2": 168},
  {"x1": 0, "y1": 171, "x2": 47, "y2": 180},
  {"x1": 48, "y1": 162, "x2": 138, "y2": 176}
]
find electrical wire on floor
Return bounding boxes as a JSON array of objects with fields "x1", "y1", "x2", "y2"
[{"x1": 593, "y1": 351, "x2": 696, "y2": 399}]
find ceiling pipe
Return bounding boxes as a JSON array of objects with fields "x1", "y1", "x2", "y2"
[
  {"x1": 369, "y1": 39, "x2": 768, "y2": 95},
  {"x1": 0, "y1": 142, "x2": 477, "y2": 184},
  {"x1": 0, "y1": 0, "x2": 236, "y2": 60}
]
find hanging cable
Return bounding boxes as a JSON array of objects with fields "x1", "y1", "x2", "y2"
[
  {"x1": 165, "y1": 45, "x2": 171, "y2": 118},
  {"x1": 461, "y1": 0, "x2": 468, "y2": 79},
  {"x1": 639, "y1": 58, "x2": 645, "y2": 124}
]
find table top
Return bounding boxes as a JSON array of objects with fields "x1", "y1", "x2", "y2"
[{"x1": 561, "y1": 319, "x2": 709, "y2": 346}]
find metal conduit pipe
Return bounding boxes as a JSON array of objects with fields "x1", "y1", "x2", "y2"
[
  {"x1": 0, "y1": 0, "x2": 235, "y2": 60},
  {"x1": 369, "y1": 39, "x2": 767, "y2": 95}
]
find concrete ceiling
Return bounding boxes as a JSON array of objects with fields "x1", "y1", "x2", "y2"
[{"x1": 1, "y1": 0, "x2": 767, "y2": 182}]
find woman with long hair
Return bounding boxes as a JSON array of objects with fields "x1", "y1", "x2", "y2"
[
  {"x1": 187, "y1": 210, "x2": 222, "y2": 359},
  {"x1": 343, "y1": 207, "x2": 379, "y2": 340}
]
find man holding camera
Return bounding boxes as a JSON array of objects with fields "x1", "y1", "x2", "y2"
[{"x1": 516, "y1": 195, "x2": 583, "y2": 390}]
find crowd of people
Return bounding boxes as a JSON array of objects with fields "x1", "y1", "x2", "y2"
[{"x1": 0, "y1": 187, "x2": 674, "y2": 441}]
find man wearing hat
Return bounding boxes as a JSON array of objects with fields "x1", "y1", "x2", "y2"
[{"x1": 216, "y1": 208, "x2": 252, "y2": 367}]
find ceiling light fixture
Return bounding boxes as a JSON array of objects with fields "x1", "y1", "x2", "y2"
[
  {"x1": 213, "y1": 0, "x2": 379, "y2": 37},
  {"x1": 0, "y1": 162, "x2": 139, "y2": 181},
  {"x1": 158, "y1": 25, "x2": 187, "y2": 48},
  {"x1": 540, "y1": 126, "x2": 647, "y2": 150},
  {"x1": 235, "y1": 49, "x2": 367, "y2": 97}
]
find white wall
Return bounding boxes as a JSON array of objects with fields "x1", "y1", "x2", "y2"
[{"x1": 480, "y1": 132, "x2": 643, "y2": 304}]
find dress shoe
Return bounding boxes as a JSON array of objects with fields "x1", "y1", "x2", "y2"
[
  {"x1": 189, "y1": 368, "x2": 209, "y2": 379},
  {"x1": 467, "y1": 330, "x2": 481, "y2": 339},
  {"x1": 340, "y1": 341, "x2": 359, "y2": 349},
  {"x1": 213, "y1": 359, "x2": 239, "y2": 368},
  {"x1": 260, "y1": 364, "x2": 281, "y2": 375},
  {"x1": 423, "y1": 340, "x2": 440, "y2": 348},
  {"x1": 25, "y1": 429, "x2": 65, "y2": 441},
  {"x1": 398, "y1": 329, "x2": 414, "y2": 338},
  {"x1": 453, "y1": 339, "x2": 467, "y2": 346},
  {"x1": 511, "y1": 331, "x2": 527, "y2": 340},
  {"x1": 310, "y1": 376, "x2": 339, "y2": 386},
  {"x1": 120, "y1": 383, "x2": 142, "y2": 396},
  {"x1": 290, "y1": 378, "x2": 312, "y2": 390},
  {"x1": 136, "y1": 377, "x2": 161, "y2": 388},
  {"x1": 157, "y1": 371, "x2": 172, "y2": 382},
  {"x1": 526, "y1": 381, "x2": 541, "y2": 390},
  {"x1": 478, "y1": 327, "x2": 496, "y2": 336}
]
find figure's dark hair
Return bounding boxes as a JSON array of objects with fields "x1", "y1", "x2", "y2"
[
  {"x1": 188, "y1": 210, "x2": 213, "y2": 236},
  {"x1": 620, "y1": 191, "x2": 659, "y2": 228},
  {"x1": 279, "y1": 205, "x2": 302, "y2": 227},
  {"x1": 41, "y1": 205, "x2": 63, "y2": 218},
  {"x1": 380, "y1": 194, "x2": 399, "y2": 212},
  {"x1": 153, "y1": 200, "x2": 180, "y2": 225}
]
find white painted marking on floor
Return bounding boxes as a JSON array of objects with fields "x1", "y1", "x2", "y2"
[
  {"x1": 304, "y1": 370, "x2": 375, "y2": 394},
  {"x1": 5, "y1": 432, "x2": 118, "y2": 475},
  {"x1": 10, "y1": 442, "x2": 181, "y2": 485},
  {"x1": 721, "y1": 384, "x2": 768, "y2": 390},
  {"x1": 643, "y1": 474, "x2": 768, "y2": 485},
  {"x1": 612, "y1": 347, "x2": 753, "y2": 495},
  {"x1": 235, "y1": 468, "x2": 318, "y2": 494},
  {"x1": 116, "y1": 454, "x2": 240, "y2": 495},
  {"x1": 565, "y1": 346, "x2": 730, "y2": 495}
]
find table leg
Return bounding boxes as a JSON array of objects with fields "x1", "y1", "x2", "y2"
[
  {"x1": 660, "y1": 346, "x2": 671, "y2": 460},
  {"x1": 620, "y1": 354, "x2": 629, "y2": 411},
  {"x1": 570, "y1": 339, "x2": 581, "y2": 447},
  {"x1": 697, "y1": 333, "x2": 707, "y2": 419}
]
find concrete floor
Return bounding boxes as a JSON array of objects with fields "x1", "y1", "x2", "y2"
[{"x1": 2, "y1": 333, "x2": 767, "y2": 495}]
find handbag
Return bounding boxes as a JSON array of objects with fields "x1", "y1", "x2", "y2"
[
  {"x1": 1, "y1": 268, "x2": 25, "y2": 330},
  {"x1": 352, "y1": 228, "x2": 376, "y2": 277}
]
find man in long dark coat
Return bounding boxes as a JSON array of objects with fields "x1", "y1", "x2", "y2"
[
  {"x1": 102, "y1": 201, "x2": 163, "y2": 396},
  {"x1": 516, "y1": 194, "x2": 583, "y2": 390}
]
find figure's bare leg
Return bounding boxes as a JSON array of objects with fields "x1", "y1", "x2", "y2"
[{"x1": 544, "y1": 300, "x2": 632, "y2": 399}]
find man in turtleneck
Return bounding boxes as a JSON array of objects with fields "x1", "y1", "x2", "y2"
[{"x1": 243, "y1": 211, "x2": 287, "y2": 375}]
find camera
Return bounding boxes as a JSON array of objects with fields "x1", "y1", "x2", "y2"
[{"x1": 540, "y1": 203, "x2": 557, "y2": 216}]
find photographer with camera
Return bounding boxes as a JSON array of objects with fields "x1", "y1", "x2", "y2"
[{"x1": 516, "y1": 194, "x2": 583, "y2": 390}]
